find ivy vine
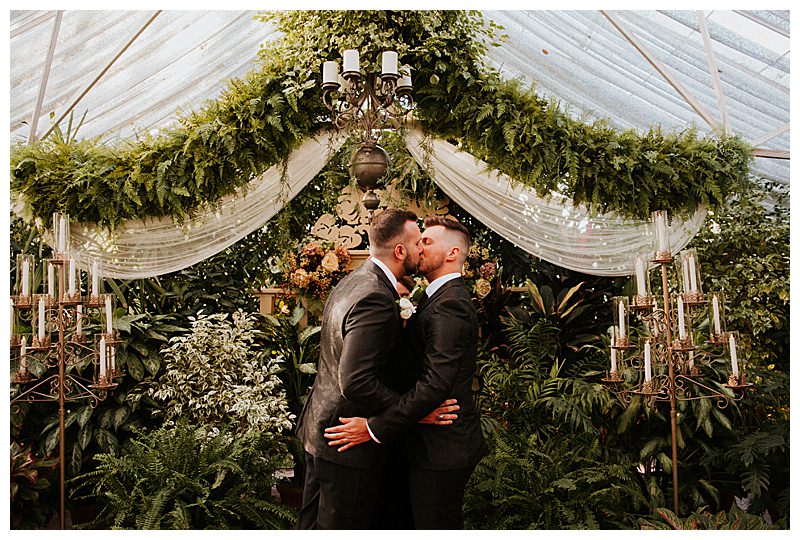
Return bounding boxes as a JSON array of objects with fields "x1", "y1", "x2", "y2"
[{"x1": 11, "y1": 10, "x2": 753, "y2": 229}]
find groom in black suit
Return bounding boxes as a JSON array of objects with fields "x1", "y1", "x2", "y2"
[
  {"x1": 326, "y1": 216, "x2": 487, "y2": 529},
  {"x1": 296, "y1": 209, "x2": 456, "y2": 529}
]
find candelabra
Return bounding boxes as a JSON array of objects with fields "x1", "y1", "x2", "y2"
[
  {"x1": 602, "y1": 210, "x2": 753, "y2": 516},
  {"x1": 10, "y1": 212, "x2": 120, "y2": 529},
  {"x1": 320, "y1": 49, "x2": 414, "y2": 217}
]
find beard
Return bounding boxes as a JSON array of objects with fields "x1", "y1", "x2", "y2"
[
  {"x1": 402, "y1": 251, "x2": 419, "y2": 276},
  {"x1": 418, "y1": 251, "x2": 444, "y2": 278}
]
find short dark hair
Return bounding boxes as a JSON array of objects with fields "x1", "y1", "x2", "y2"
[
  {"x1": 423, "y1": 216, "x2": 471, "y2": 249},
  {"x1": 368, "y1": 208, "x2": 418, "y2": 250}
]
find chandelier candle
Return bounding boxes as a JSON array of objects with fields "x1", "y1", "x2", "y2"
[
  {"x1": 91, "y1": 260, "x2": 100, "y2": 299},
  {"x1": 68, "y1": 258, "x2": 76, "y2": 296},
  {"x1": 38, "y1": 296, "x2": 46, "y2": 341},
  {"x1": 99, "y1": 336, "x2": 107, "y2": 378},
  {"x1": 58, "y1": 215, "x2": 66, "y2": 252},
  {"x1": 729, "y1": 333, "x2": 739, "y2": 378},
  {"x1": 21, "y1": 257, "x2": 30, "y2": 297},
  {"x1": 48, "y1": 263, "x2": 55, "y2": 297},
  {"x1": 381, "y1": 51, "x2": 398, "y2": 76},
  {"x1": 105, "y1": 295, "x2": 113, "y2": 334},
  {"x1": 342, "y1": 49, "x2": 359, "y2": 74},
  {"x1": 19, "y1": 336, "x2": 27, "y2": 373},
  {"x1": 322, "y1": 61, "x2": 339, "y2": 87},
  {"x1": 644, "y1": 340, "x2": 652, "y2": 381},
  {"x1": 635, "y1": 257, "x2": 647, "y2": 296},
  {"x1": 677, "y1": 296, "x2": 687, "y2": 340}
]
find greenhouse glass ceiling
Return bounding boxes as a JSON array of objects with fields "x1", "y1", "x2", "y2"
[{"x1": 9, "y1": 10, "x2": 790, "y2": 185}]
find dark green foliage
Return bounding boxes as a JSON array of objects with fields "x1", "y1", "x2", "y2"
[
  {"x1": 464, "y1": 429, "x2": 647, "y2": 529},
  {"x1": 690, "y1": 180, "x2": 789, "y2": 371},
  {"x1": 70, "y1": 423, "x2": 294, "y2": 529}
]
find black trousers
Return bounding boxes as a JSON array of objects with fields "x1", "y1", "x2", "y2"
[
  {"x1": 408, "y1": 463, "x2": 477, "y2": 530},
  {"x1": 372, "y1": 438, "x2": 414, "y2": 529},
  {"x1": 296, "y1": 451, "x2": 381, "y2": 530}
]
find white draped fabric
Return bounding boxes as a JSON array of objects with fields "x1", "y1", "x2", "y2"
[
  {"x1": 66, "y1": 128, "x2": 705, "y2": 279},
  {"x1": 70, "y1": 131, "x2": 345, "y2": 279},
  {"x1": 404, "y1": 128, "x2": 707, "y2": 276}
]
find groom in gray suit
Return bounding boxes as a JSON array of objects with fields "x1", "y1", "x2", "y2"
[
  {"x1": 325, "y1": 216, "x2": 486, "y2": 529},
  {"x1": 296, "y1": 209, "x2": 457, "y2": 529}
]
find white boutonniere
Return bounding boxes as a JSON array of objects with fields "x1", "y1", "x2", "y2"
[{"x1": 398, "y1": 297, "x2": 417, "y2": 320}]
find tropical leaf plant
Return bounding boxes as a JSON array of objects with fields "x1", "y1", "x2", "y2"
[{"x1": 10, "y1": 441, "x2": 59, "y2": 529}]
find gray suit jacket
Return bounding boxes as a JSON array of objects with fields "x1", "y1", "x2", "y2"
[{"x1": 297, "y1": 260, "x2": 405, "y2": 468}]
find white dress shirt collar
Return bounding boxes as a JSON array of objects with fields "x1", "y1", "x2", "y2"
[
  {"x1": 369, "y1": 257, "x2": 398, "y2": 291},
  {"x1": 425, "y1": 272, "x2": 462, "y2": 298}
]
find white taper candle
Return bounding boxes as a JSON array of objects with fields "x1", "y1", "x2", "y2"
[
  {"x1": 92, "y1": 261, "x2": 100, "y2": 297},
  {"x1": 58, "y1": 216, "x2": 66, "y2": 252},
  {"x1": 635, "y1": 257, "x2": 647, "y2": 296},
  {"x1": 68, "y1": 258, "x2": 76, "y2": 295},
  {"x1": 21, "y1": 260, "x2": 30, "y2": 297},
  {"x1": 20, "y1": 336, "x2": 27, "y2": 372},
  {"x1": 48, "y1": 264, "x2": 55, "y2": 297},
  {"x1": 688, "y1": 254, "x2": 698, "y2": 293},
  {"x1": 38, "y1": 297, "x2": 45, "y2": 340},
  {"x1": 729, "y1": 333, "x2": 739, "y2": 378},
  {"x1": 99, "y1": 336, "x2": 106, "y2": 377},
  {"x1": 610, "y1": 346, "x2": 617, "y2": 373},
  {"x1": 677, "y1": 297, "x2": 687, "y2": 340},
  {"x1": 712, "y1": 295, "x2": 722, "y2": 334},
  {"x1": 105, "y1": 296, "x2": 113, "y2": 334},
  {"x1": 644, "y1": 341, "x2": 652, "y2": 381}
]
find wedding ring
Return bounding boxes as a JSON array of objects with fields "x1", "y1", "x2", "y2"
[{"x1": 436, "y1": 414, "x2": 443, "y2": 421}]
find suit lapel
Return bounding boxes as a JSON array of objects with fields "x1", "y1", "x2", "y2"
[{"x1": 417, "y1": 276, "x2": 466, "y2": 313}]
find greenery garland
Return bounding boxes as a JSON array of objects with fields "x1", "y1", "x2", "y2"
[{"x1": 11, "y1": 10, "x2": 753, "y2": 228}]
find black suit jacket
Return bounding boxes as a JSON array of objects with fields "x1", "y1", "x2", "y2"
[
  {"x1": 297, "y1": 260, "x2": 405, "y2": 469},
  {"x1": 368, "y1": 277, "x2": 487, "y2": 470}
]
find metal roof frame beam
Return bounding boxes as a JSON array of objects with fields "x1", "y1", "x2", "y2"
[
  {"x1": 697, "y1": 10, "x2": 729, "y2": 135},
  {"x1": 600, "y1": 10, "x2": 724, "y2": 135},
  {"x1": 38, "y1": 10, "x2": 162, "y2": 142}
]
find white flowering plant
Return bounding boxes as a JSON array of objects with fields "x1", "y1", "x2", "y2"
[{"x1": 150, "y1": 310, "x2": 294, "y2": 434}]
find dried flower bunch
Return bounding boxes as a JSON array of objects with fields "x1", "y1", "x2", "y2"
[
  {"x1": 463, "y1": 242, "x2": 498, "y2": 299},
  {"x1": 283, "y1": 240, "x2": 351, "y2": 298}
]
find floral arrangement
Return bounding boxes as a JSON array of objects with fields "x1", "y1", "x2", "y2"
[
  {"x1": 463, "y1": 241, "x2": 499, "y2": 300},
  {"x1": 282, "y1": 240, "x2": 351, "y2": 299}
]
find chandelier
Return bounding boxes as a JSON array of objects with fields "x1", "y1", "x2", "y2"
[{"x1": 320, "y1": 49, "x2": 414, "y2": 217}]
